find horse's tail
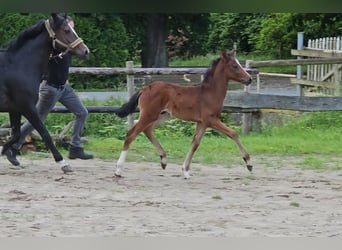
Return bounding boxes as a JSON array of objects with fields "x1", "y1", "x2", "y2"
[{"x1": 114, "y1": 90, "x2": 141, "y2": 118}]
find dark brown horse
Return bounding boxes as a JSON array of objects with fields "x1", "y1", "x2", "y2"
[
  {"x1": 0, "y1": 14, "x2": 89, "y2": 173},
  {"x1": 114, "y1": 50, "x2": 252, "y2": 179}
]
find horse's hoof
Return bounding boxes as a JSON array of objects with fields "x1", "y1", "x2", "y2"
[
  {"x1": 61, "y1": 165, "x2": 74, "y2": 174},
  {"x1": 161, "y1": 163, "x2": 167, "y2": 170},
  {"x1": 247, "y1": 165, "x2": 253, "y2": 172}
]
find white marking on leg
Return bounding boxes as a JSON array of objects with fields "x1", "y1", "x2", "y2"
[
  {"x1": 182, "y1": 164, "x2": 190, "y2": 179},
  {"x1": 161, "y1": 156, "x2": 167, "y2": 166},
  {"x1": 58, "y1": 159, "x2": 74, "y2": 173},
  {"x1": 183, "y1": 171, "x2": 190, "y2": 179},
  {"x1": 57, "y1": 159, "x2": 68, "y2": 167},
  {"x1": 115, "y1": 150, "x2": 127, "y2": 176}
]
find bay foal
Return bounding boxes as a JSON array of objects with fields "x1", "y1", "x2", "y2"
[{"x1": 114, "y1": 50, "x2": 252, "y2": 179}]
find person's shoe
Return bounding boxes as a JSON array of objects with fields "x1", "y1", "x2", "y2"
[
  {"x1": 4, "y1": 147, "x2": 20, "y2": 166},
  {"x1": 68, "y1": 145, "x2": 93, "y2": 160}
]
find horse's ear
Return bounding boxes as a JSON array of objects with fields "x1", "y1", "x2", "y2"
[{"x1": 51, "y1": 13, "x2": 58, "y2": 24}]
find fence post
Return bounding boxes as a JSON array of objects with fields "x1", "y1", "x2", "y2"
[
  {"x1": 126, "y1": 61, "x2": 135, "y2": 129},
  {"x1": 242, "y1": 60, "x2": 252, "y2": 135},
  {"x1": 296, "y1": 32, "x2": 304, "y2": 96}
]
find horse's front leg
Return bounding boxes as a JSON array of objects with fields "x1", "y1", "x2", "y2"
[
  {"x1": 210, "y1": 119, "x2": 253, "y2": 172},
  {"x1": 182, "y1": 124, "x2": 206, "y2": 179},
  {"x1": 1, "y1": 112, "x2": 21, "y2": 157},
  {"x1": 22, "y1": 110, "x2": 73, "y2": 174}
]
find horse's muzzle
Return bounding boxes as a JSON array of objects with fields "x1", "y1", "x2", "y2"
[{"x1": 78, "y1": 48, "x2": 90, "y2": 60}]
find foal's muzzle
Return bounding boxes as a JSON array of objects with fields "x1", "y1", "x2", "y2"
[{"x1": 244, "y1": 76, "x2": 252, "y2": 85}]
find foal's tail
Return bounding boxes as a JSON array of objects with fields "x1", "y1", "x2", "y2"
[{"x1": 114, "y1": 90, "x2": 141, "y2": 118}]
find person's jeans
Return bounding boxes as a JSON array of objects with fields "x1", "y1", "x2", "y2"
[{"x1": 12, "y1": 81, "x2": 88, "y2": 150}]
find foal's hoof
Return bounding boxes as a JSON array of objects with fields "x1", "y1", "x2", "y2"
[
  {"x1": 161, "y1": 163, "x2": 167, "y2": 170},
  {"x1": 247, "y1": 164, "x2": 253, "y2": 172},
  {"x1": 61, "y1": 165, "x2": 74, "y2": 174},
  {"x1": 114, "y1": 169, "x2": 123, "y2": 178},
  {"x1": 182, "y1": 168, "x2": 191, "y2": 179}
]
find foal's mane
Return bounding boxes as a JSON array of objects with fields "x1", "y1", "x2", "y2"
[
  {"x1": 2, "y1": 20, "x2": 45, "y2": 52},
  {"x1": 201, "y1": 57, "x2": 220, "y2": 83}
]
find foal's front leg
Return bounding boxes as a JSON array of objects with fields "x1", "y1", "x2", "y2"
[
  {"x1": 210, "y1": 119, "x2": 253, "y2": 172},
  {"x1": 182, "y1": 124, "x2": 206, "y2": 179}
]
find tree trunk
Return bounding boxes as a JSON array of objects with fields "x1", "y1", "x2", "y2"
[{"x1": 142, "y1": 14, "x2": 168, "y2": 67}]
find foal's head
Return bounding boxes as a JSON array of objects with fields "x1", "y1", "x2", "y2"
[
  {"x1": 47, "y1": 13, "x2": 90, "y2": 60},
  {"x1": 220, "y1": 50, "x2": 252, "y2": 85}
]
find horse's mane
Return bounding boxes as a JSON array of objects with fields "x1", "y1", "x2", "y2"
[
  {"x1": 2, "y1": 19, "x2": 45, "y2": 52},
  {"x1": 201, "y1": 57, "x2": 220, "y2": 83}
]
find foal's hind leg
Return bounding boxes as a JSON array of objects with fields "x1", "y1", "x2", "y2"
[
  {"x1": 210, "y1": 119, "x2": 252, "y2": 172},
  {"x1": 143, "y1": 112, "x2": 170, "y2": 170}
]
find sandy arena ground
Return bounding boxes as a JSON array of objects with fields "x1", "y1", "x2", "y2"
[{"x1": 1, "y1": 152, "x2": 342, "y2": 237}]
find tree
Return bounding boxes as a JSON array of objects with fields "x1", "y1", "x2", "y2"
[
  {"x1": 253, "y1": 13, "x2": 295, "y2": 58},
  {"x1": 252, "y1": 13, "x2": 342, "y2": 59},
  {"x1": 121, "y1": 13, "x2": 210, "y2": 67},
  {"x1": 141, "y1": 14, "x2": 168, "y2": 67},
  {"x1": 206, "y1": 13, "x2": 265, "y2": 54}
]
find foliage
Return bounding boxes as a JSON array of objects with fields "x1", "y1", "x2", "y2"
[
  {"x1": 206, "y1": 13, "x2": 265, "y2": 54},
  {"x1": 69, "y1": 13, "x2": 129, "y2": 89},
  {"x1": 252, "y1": 13, "x2": 342, "y2": 58},
  {"x1": 120, "y1": 13, "x2": 210, "y2": 62},
  {"x1": 0, "y1": 13, "x2": 47, "y2": 46},
  {"x1": 167, "y1": 14, "x2": 210, "y2": 58},
  {"x1": 0, "y1": 13, "x2": 129, "y2": 90},
  {"x1": 253, "y1": 13, "x2": 296, "y2": 58},
  {"x1": 0, "y1": 12, "x2": 341, "y2": 89}
]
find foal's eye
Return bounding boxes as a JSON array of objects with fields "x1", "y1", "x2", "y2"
[
  {"x1": 64, "y1": 29, "x2": 70, "y2": 34},
  {"x1": 232, "y1": 64, "x2": 238, "y2": 69}
]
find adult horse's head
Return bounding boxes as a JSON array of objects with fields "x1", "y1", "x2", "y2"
[
  {"x1": 220, "y1": 49, "x2": 252, "y2": 85},
  {"x1": 46, "y1": 13, "x2": 89, "y2": 60}
]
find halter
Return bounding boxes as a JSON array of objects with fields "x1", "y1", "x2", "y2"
[{"x1": 45, "y1": 19, "x2": 84, "y2": 59}]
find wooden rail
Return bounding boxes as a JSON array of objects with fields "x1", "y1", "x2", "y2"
[
  {"x1": 69, "y1": 66, "x2": 259, "y2": 75},
  {"x1": 51, "y1": 92, "x2": 342, "y2": 113}
]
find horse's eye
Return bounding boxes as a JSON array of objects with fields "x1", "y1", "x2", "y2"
[
  {"x1": 232, "y1": 64, "x2": 238, "y2": 69},
  {"x1": 64, "y1": 29, "x2": 70, "y2": 34}
]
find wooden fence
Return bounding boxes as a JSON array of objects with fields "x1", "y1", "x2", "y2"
[
  {"x1": 291, "y1": 34, "x2": 342, "y2": 96},
  {"x1": 3, "y1": 42, "x2": 342, "y2": 136},
  {"x1": 64, "y1": 54, "x2": 342, "y2": 135}
]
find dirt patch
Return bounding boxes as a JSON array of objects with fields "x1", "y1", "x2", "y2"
[{"x1": 1, "y1": 154, "x2": 342, "y2": 237}]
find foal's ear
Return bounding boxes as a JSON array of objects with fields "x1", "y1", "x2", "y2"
[
  {"x1": 228, "y1": 49, "x2": 235, "y2": 56},
  {"x1": 221, "y1": 50, "x2": 229, "y2": 61}
]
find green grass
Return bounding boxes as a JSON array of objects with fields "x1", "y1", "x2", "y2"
[{"x1": 3, "y1": 111, "x2": 342, "y2": 172}]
